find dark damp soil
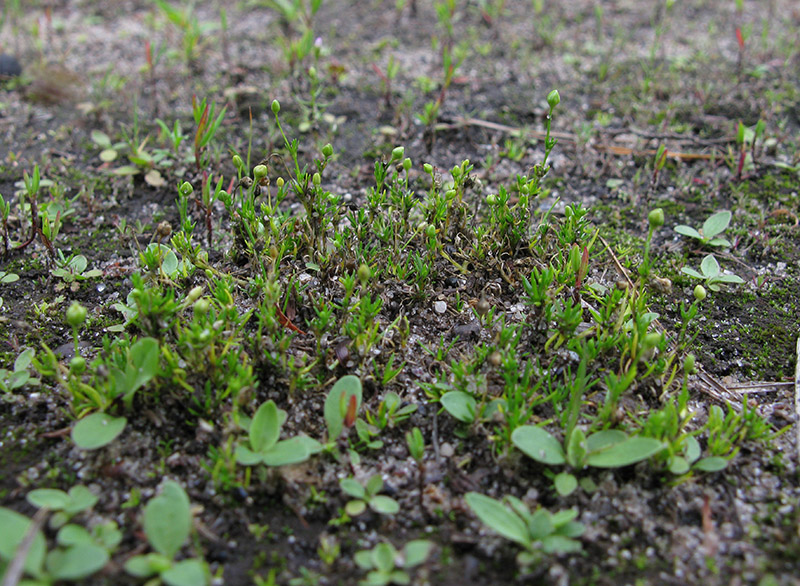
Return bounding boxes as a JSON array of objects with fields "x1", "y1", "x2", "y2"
[{"x1": 2, "y1": 1, "x2": 800, "y2": 585}]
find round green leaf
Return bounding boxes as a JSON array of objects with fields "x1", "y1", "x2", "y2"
[
  {"x1": 402, "y1": 539, "x2": 433, "y2": 568},
  {"x1": 554, "y1": 472, "x2": 578, "y2": 497},
  {"x1": 71, "y1": 413, "x2": 127, "y2": 450},
  {"x1": 668, "y1": 456, "x2": 690, "y2": 475},
  {"x1": 345, "y1": 499, "x2": 367, "y2": 517},
  {"x1": 46, "y1": 543, "x2": 109, "y2": 580},
  {"x1": 511, "y1": 426, "x2": 566, "y2": 465},
  {"x1": 65, "y1": 485, "x2": 98, "y2": 514},
  {"x1": 369, "y1": 495, "x2": 400, "y2": 515},
  {"x1": 100, "y1": 148, "x2": 118, "y2": 162},
  {"x1": 26, "y1": 488, "x2": 69, "y2": 510},
  {"x1": 340, "y1": 478, "x2": 366, "y2": 499},
  {"x1": 440, "y1": 391, "x2": 476, "y2": 423},
  {"x1": 143, "y1": 481, "x2": 191, "y2": 559},
  {"x1": 162, "y1": 559, "x2": 209, "y2": 586}
]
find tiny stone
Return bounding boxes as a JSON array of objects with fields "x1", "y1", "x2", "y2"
[
  {"x1": 434, "y1": 300, "x2": 447, "y2": 314},
  {"x1": 439, "y1": 442, "x2": 454, "y2": 458}
]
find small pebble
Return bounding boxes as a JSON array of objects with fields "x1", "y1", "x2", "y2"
[
  {"x1": 439, "y1": 442, "x2": 454, "y2": 458},
  {"x1": 0, "y1": 54, "x2": 22, "y2": 77},
  {"x1": 434, "y1": 300, "x2": 447, "y2": 314}
]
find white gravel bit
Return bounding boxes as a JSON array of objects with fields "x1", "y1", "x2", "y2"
[{"x1": 433, "y1": 300, "x2": 447, "y2": 314}]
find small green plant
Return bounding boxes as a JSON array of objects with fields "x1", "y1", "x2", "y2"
[
  {"x1": 235, "y1": 400, "x2": 323, "y2": 466},
  {"x1": 26, "y1": 485, "x2": 98, "y2": 529},
  {"x1": 124, "y1": 480, "x2": 210, "y2": 586},
  {"x1": 0, "y1": 347, "x2": 40, "y2": 393},
  {"x1": 681, "y1": 254, "x2": 744, "y2": 291},
  {"x1": 511, "y1": 426, "x2": 664, "y2": 496},
  {"x1": 354, "y1": 540, "x2": 434, "y2": 586},
  {"x1": 340, "y1": 474, "x2": 399, "y2": 517},
  {"x1": 674, "y1": 210, "x2": 733, "y2": 247},
  {"x1": 465, "y1": 492, "x2": 584, "y2": 567},
  {"x1": 0, "y1": 506, "x2": 112, "y2": 584},
  {"x1": 51, "y1": 253, "x2": 103, "y2": 291}
]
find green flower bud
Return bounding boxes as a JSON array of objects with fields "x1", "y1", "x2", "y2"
[
  {"x1": 193, "y1": 298, "x2": 210, "y2": 319},
  {"x1": 642, "y1": 332, "x2": 663, "y2": 350},
  {"x1": 179, "y1": 181, "x2": 193, "y2": 196},
  {"x1": 486, "y1": 194, "x2": 497, "y2": 205},
  {"x1": 308, "y1": 66, "x2": 317, "y2": 80},
  {"x1": 66, "y1": 301, "x2": 87, "y2": 328},
  {"x1": 547, "y1": 89, "x2": 561, "y2": 109},
  {"x1": 322, "y1": 143, "x2": 333, "y2": 157},
  {"x1": 684, "y1": 353, "x2": 696, "y2": 374},
  {"x1": 253, "y1": 164, "x2": 268, "y2": 181},
  {"x1": 693, "y1": 284, "x2": 707, "y2": 301},
  {"x1": 445, "y1": 189, "x2": 456, "y2": 200},
  {"x1": 391, "y1": 146, "x2": 405, "y2": 162},
  {"x1": 357, "y1": 263, "x2": 371, "y2": 285},
  {"x1": 452, "y1": 165, "x2": 461, "y2": 178},
  {"x1": 69, "y1": 356, "x2": 86, "y2": 375},
  {"x1": 232, "y1": 155, "x2": 244, "y2": 171},
  {"x1": 271, "y1": 99, "x2": 281, "y2": 115},
  {"x1": 423, "y1": 163, "x2": 433, "y2": 174},
  {"x1": 313, "y1": 172, "x2": 321, "y2": 187},
  {"x1": 648, "y1": 208, "x2": 665, "y2": 229},
  {"x1": 402, "y1": 158, "x2": 412, "y2": 171},
  {"x1": 185, "y1": 286, "x2": 204, "y2": 304},
  {"x1": 425, "y1": 224, "x2": 436, "y2": 239},
  {"x1": 276, "y1": 177, "x2": 285, "y2": 188}
]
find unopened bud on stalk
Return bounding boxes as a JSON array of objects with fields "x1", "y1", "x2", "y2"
[
  {"x1": 693, "y1": 285, "x2": 707, "y2": 301},
  {"x1": 253, "y1": 165, "x2": 268, "y2": 181},
  {"x1": 547, "y1": 89, "x2": 561, "y2": 109}
]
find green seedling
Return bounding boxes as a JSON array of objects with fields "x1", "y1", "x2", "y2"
[
  {"x1": 26, "y1": 485, "x2": 98, "y2": 529},
  {"x1": 681, "y1": 254, "x2": 744, "y2": 291},
  {"x1": 340, "y1": 474, "x2": 399, "y2": 517},
  {"x1": 124, "y1": 480, "x2": 210, "y2": 586},
  {"x1": 511, "y1": 426, "x2": 664, "y2": 496},
  {"x1": 51, "y1": 253, "x2": 103, "y2": 288},
  {"x1": 324, "y1": 375, "x2": 363, "y2": 442},
  {"x1": 438, "y1": 389, "x2": 503, "y2": 424},
  {"x1": 0, "y1": 506, "x2": 111, "y2": 584},
  {"x1": 674, "y1": 210, "x2": 733, "y2": 247},
  {"x1": 235, "y1": 400, "x2": 323, "y2": 466},
  {"x1": 0, "y1": 347, "x2": 40, "y2": 393},
  {"x1": 139, "y1": 242, "x2": 189, "y2": 280},
  {"x1": 465, "y1": 492, "x2": 584, "y2": 568},
  {"x1": 354, "y1": 540, "x2": 434, "y2": 586},
  {"x1": 69, "y1": 336, "x2": 159, "y2": 449}
]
